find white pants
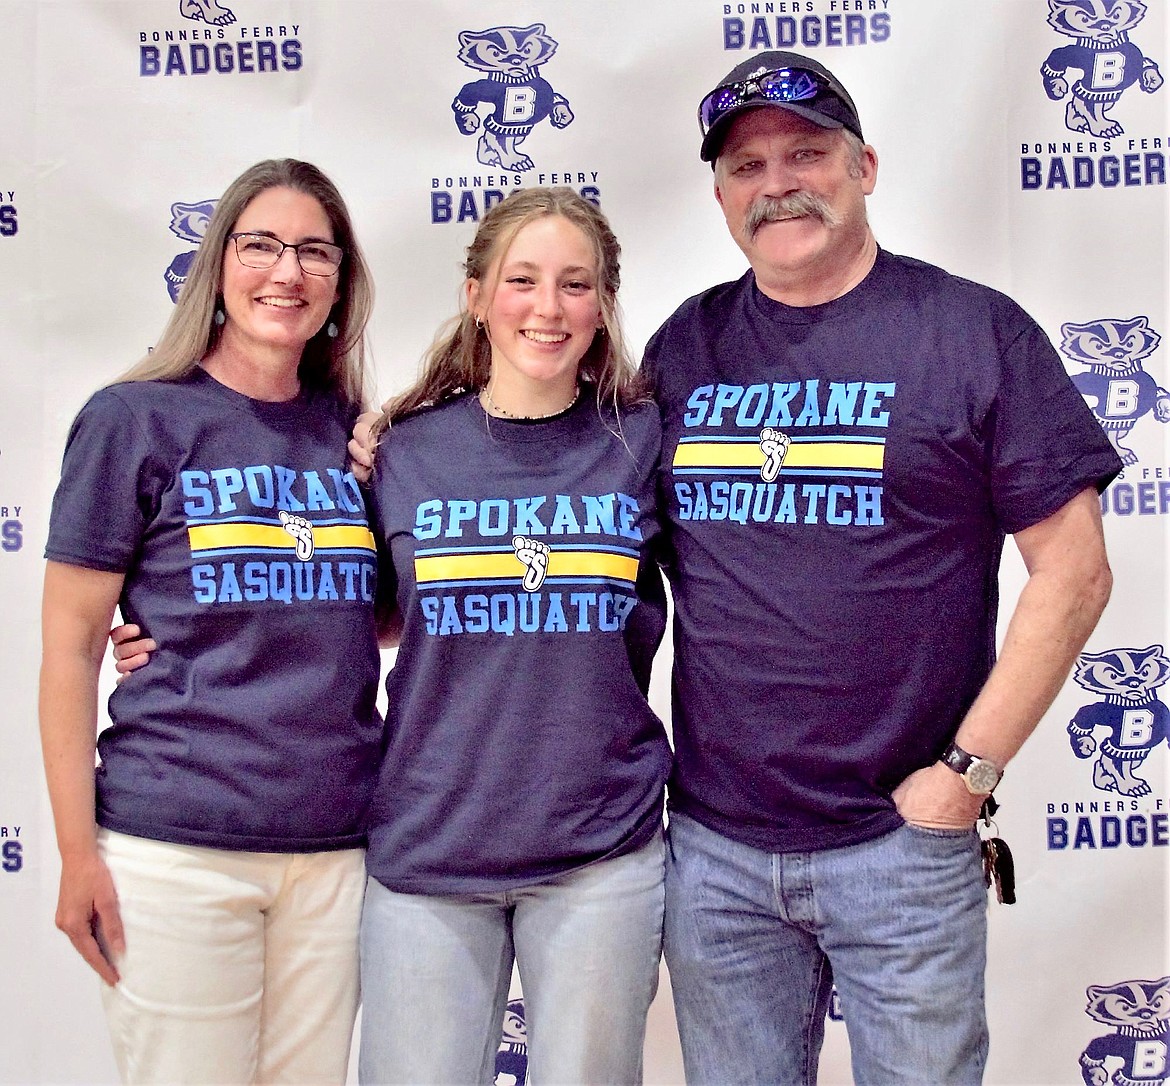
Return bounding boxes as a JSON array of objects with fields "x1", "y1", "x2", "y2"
[{"x1": 98, "y1": 829, "x2": 365, "y2": 1085}]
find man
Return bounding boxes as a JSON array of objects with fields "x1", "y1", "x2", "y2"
[{"x1": 643, "y1": 50, "x2": 1122, "y2": 1084}]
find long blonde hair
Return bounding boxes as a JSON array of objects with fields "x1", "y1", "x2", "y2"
[
  {"x1": 380, "y1": 187, "x2": 647, "y2": 427},
  {"x1": 120, "y1": 159, "x2": 373, "y2": 408}
]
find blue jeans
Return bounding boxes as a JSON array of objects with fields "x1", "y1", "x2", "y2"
[
  {"x1": 359, "y1": 833, "x2": 664, "y2": 1084},
  {"x1": 663, "y1": 813, "x2": 989, "y2": 1085}
]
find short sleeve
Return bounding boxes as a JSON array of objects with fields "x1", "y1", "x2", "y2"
[
  {"x1": 365, "y1": 456, "x2": 400, "y2": 609},
  {"x1": 988, "y1": 310, "x2": 1122, "y2": 534},
  {"x1": 44, "y1": 389, "x2": 164, "y2": 572},
  {"x1": 640, "y1": 321, "x2": 666, "y2": 392}
]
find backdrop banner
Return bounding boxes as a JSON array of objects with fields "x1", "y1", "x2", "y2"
[{"x1": 2, "y1": 2, "x2": 1166, "y2": 1083}]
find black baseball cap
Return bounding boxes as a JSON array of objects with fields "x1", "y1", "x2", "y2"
[{"x1": 698, "y1": 50, "x2": 864, "y2": 162}]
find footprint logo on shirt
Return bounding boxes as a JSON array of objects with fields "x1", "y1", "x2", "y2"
[
  {"x1": 279, "y1": 511, "x2": 315, "y2": 561},
  {"x1": 513, "y1": 536, "x2": 550, "y2": 592},
  {"x1": 759, "y1": 428, "x2": 791, "y2": 483}
]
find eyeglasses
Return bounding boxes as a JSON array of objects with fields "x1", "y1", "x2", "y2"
[
  {"x1": 698, "y1": 66, "x2": 833, "y2": 137},
  {"x1": 227, "y1": 232, "x2": 344, "y2": 276}
]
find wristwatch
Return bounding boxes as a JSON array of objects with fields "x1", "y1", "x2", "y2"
[{"x1": 940, "y1": 741, "x2": 1003, "y2": 795}]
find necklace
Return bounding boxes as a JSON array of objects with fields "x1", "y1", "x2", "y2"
[{"x1": 481, "y1": 383, "x2": 580, "y2": 420}]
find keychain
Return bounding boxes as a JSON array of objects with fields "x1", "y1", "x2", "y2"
[{"x1": 978, "y1": 796, "x2": 1016, "y2": 905}]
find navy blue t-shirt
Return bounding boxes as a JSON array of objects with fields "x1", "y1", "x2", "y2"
[
  {"x1": 643, "y1": 249, "x2": 1122, "y2": 853},
  {"x1": 45, "y1": 369, "x2": 382, "y2": 852},
  {"x1": 365, "y1": 393, "x2": 671, "y2": 893}
]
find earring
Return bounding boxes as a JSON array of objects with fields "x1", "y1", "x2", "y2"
[
  {"x1": 474, "y1": 316, "x2": 484, "y2": 330},
  {"x1": 326, "y1": 321, "x2": 339, "y2": 339},
  {"x1": 213, "y1": 308, "x2": 226, "y2": 327}
]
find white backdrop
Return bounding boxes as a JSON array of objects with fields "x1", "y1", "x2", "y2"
[{"x1": 1, "y1": 2, "x2": 1167, "y2": 1083}]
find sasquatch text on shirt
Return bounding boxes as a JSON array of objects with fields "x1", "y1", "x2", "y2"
[{"x1": 673, "y1": 378, "x2": 893, "y2": 527}]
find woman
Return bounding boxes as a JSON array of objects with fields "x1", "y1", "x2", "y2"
[
  {"x1": 40, "y1": 158, "x2": 382, "y2": 1084},
  {"x1": 356, "y1": 188, "x2": 671, "y2": 1083}
]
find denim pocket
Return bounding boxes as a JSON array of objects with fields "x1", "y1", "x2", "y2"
[{"x1": 901, "y1": 820, "x2": 978, "y2": 840}]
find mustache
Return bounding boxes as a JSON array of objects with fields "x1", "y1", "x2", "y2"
[{"x1": 744, "y1": 192, "x2": 842, "y2": 237}]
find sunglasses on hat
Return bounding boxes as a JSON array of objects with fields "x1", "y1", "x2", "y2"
[
  {"x1": 699, "y1": 67, "x2": 827, "y2": 135},
  {"x1": 697, "y1": 63, "x2": 863, "y2": 161}
]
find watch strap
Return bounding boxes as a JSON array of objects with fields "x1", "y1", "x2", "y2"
[
  {"x1": 941, "y1": 741, "x2": 1002, "y2": 794},
  {"x1": 941, "y1": 741, "x2": 976, "y2": 774}
]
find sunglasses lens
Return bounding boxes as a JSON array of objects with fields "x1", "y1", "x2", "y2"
[
  {"x1": 758, "y1": 69, "x2": 820, "y2": 103},
  {"x1": 699, "y1": 68, "x2": 824, "y2": 135},
  {"x1": 700, "y1": 86, "x2": 744, "y2": 134}
]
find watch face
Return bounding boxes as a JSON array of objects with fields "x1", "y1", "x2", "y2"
[{"x1": 967, "y1": 760, "x2": 1000, "y2": 794}]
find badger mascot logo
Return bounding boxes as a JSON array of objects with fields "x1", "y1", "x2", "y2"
[
  {"x1": 179, "y1": 0, "x2": 235, "y2": 27},
  {"x1": 494, "y1": 998, "x2": 529, "y2": 1085},
  {"x1": 164, "y1": 199, "x2": 217, "y2": 303},
  {"x1": 1061, "y1": 316, "x2": 1169, "y2": 471},
  {"x1": 1078, "y1": 975, "x2": 1170, "y2": 1085},
  {"x1": 1068, "y1": 644, "x2": 1170, "y2": 797},
  {"x1": 1040, "y1": 0, "x2": 1163, "y2": 137},
  {"x1": 451, "y1": 24, "x2": 575, "y2": 172}
]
